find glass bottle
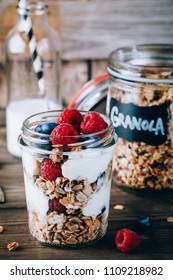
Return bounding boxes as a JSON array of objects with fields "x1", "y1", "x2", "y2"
[
  {"x1": 5, "y1": 1, "x2": 62, "y2": 157},
  {"x1": 107, "y1": 44, "x2": 173, "y2": 193}
]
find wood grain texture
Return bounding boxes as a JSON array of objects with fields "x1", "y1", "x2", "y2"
[
  {"x1": 91, "y1": 60, "x2": 107, "y2": 78},
  {"x1": 61, "y1": 60, "x2": 88, "y2": 105},
  {"x1": 1, "y1": 126, "x2": 173, "y2": 260},
  {"x1": 1, "y1": 0, "x2": 173, "y2": 60}
]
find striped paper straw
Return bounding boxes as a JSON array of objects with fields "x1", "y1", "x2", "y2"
[{"x1": 18, "y1": 0, "x2": 45, "y2": 95}]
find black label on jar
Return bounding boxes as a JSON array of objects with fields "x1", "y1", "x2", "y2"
[{"x1": 109, "y1": 98, "x2": 168, "y2": 145}]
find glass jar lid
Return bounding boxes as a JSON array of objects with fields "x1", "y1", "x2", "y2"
[{"x1": 107, "y1": 44, "x2": 173, "y2": 84}]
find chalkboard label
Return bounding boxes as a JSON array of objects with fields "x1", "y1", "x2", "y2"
[{"x1": 109, "y1": 98, "x2": 168, "y2": 145}]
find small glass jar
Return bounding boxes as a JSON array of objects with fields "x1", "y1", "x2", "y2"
[
  {"x1": 18, "y1": 110, "x2": 117, "y2": 247},
  {"x1": 5, "y1": 1, "x2": 61, "y2": 157},
  {"x1": 107, "y1": 44, "x2": 173, "y2": 192}
]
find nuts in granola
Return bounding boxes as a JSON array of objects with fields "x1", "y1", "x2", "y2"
[
  {"x1": 7, "y1": 242, "x2": 19, "y2": 251},
  {"x1": 0, "y1": 226, "x2": 4, "y2": 233}
]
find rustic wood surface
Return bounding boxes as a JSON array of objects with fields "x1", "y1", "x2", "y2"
[
  {"x1": 1, "y1": 0, "x2": 173, "y2": 60},
  {"x1": 1, "y1": 126, "x2": 173, "y2": 260}
]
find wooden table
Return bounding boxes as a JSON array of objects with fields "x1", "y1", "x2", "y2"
[{"x1": 0, "y1": 125, "x2": 173, "y2": 260}]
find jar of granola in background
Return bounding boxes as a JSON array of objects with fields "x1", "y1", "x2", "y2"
[
  {"x1": 107, "y1": 44, "x2": 173, "y2": 192},
  {"x1": 18, "y1": 110, "x2": 117, "y2": 247}
]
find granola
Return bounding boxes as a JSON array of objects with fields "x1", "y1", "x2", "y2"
[
  {"x1": 0, "y1": 226, "x2": 4, "y2": 233},
  {"x1": 25, "y1": 156, "x2": 113, "y2": 247},
  {"x1": 7, "y1": 242, "x2": 19, "y2": 251}
]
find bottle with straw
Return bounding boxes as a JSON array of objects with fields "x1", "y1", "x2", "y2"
[{"x1": 5, "y1": 0, "x2": 62, "y2": 157}]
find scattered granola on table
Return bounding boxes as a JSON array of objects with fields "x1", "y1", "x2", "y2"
[
  {"x1": 166, "y1": 217, "x2": 173, "y2": 223},
  {"x1": 7, "y1": 242, "x2": 19, "y2": 251},
  {"x1": 0, "y1": 226, "x2": 4, "y2": 233},
  {"x1": 113, "y1": 204, "x2": 124, "y2": 210}
]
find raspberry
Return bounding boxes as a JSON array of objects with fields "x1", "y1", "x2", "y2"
[
  {"x1": 40, "y1": 158, "x2": 62, "y2": 181},
  {"x1": 58, "y1": 109, "x2": 83, "y2": 131},
  {"x1": 80, "y1": 112, "x2": 108, "y2": 134},
  {"x1": 48, "y1": 197, "x2": 66, "y2": 214},
  {"x1": 115, "y1": 228, "x2": 141, "y2": 253},
  {"x1": 50, "y1": 123, "x2": 78, "y2": 146}
]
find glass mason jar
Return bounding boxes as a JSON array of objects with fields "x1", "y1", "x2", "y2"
[
  {"x1": 107, "y1": 44, "x2": 173, "y2": 192},
  {"x1": 5, "y1": 1, "x2": 61, "y2": 157},
  {"x1": 18, "y1": 110, "x2": 117, "y2": 247}
]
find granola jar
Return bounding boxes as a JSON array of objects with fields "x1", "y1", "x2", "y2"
[
  {"x1": 107, "y1": 44, "x2": 173, "y2": 192},
  {"x1": 19, "y1": 110, "x2": 117, "y2": 247}
]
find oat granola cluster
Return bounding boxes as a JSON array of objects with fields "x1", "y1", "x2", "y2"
[{"x1": 110, "y1": 72, "x2": 173, "y2": 190}]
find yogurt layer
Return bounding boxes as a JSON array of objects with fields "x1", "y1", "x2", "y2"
[
  {"x1": 24, "y1": 173, "x2": 48, "y2": 221},
  {"x1": 82, "y1": 179, "x2": 111, "y2": 220},
  {"x1": 23, "y1": 152, "x2": 37, "y2": 179},
  {"x1": 23, "y1": 152, "x2": 49, "y2": 221},
  {"x1": 62, "y1": 148, "x2": 113, "y2": 183}
]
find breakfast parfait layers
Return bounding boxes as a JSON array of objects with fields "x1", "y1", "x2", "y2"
[{"x1": 20, "y1": 109, "x2": 116, "y2": 247}]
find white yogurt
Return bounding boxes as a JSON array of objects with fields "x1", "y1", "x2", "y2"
[
  {"x1": 62, "y1": 148, "x2": 113, "y2": 183},
  {"x1": 23, "y1": 173, "x2": 48, "y2": 221},
  {"x1": 22, "y1": 151, "x2": 37, "y2": 179},
  {"x1": 22, "y1": 152, "x2": 49, "y2": 221},
  {"x1": 82, "y1": 179, "x2": 111, "y2": 220},
  {"x1": 6, "y1": 98, "x2": 59, "y2": 157}
]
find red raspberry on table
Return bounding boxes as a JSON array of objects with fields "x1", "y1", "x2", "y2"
[
  {"x1": 58, "y1": 108, "x2": 83, "y2": 131},
  {"x1": 48, "y1": 197, "x2": 66, "y2": 214},
  {"x1": 115, "y1": 228, "x2": 141, "y2": 253},
  {"x1": 40, "y1": 158, "x2": 62, "y2": 181},
  {"x1": 80, "y1": 112, "x2": 108, "y2": 134},
  {"x1": 50, "y1": 123, "x2": 78, "y2": 146}
]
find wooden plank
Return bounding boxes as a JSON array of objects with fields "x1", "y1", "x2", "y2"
[
  {"x1": 58, "y1": 0, "x2": 173, "y2": 59},
  {"x1": 0, "y1": 109, "x2": 6, "y2": 126},
  {"x1": 1, "y1": 200, "x2": 173, "y2": 259},
  {"x1": 0, "y1": 127, "x2": 25, "y2": 208},
  {"x1": 1, "y1": 0, "x2": 173, "y2": 60},
  {"x1": 91, "y1": 60, "x2": 107, "y2": 79},
  {"x1": 61, "y1": 60, "x2": 89, "y2": 105}
]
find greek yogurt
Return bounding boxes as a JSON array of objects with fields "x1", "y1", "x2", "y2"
[{"x1": 62, "y1": 148, "x2": 113, "y2": 183}]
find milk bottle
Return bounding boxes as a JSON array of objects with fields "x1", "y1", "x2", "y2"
[{"x1": 5, "y1": 1, "x2": 61, "y2": 157}]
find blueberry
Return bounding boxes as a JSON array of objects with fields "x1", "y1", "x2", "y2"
[
  {"x1": 34, "y1": 122, "x2": 57, "y2": 134},
  {"x1": 135, "y1": 216, "x2": 152, "y2": 233},
  {"x1": 101, "y1": 206, "x2": 106, "y2": 214},
  {"x1": 97, "y1": 171, "x2": 105, "y2": 186},
  {"x1": 33, "y1": 122, "x2": 57, "y2": 151},
  {"x1": 32, "y1": 141, "x2": 52, "y2": 151}
]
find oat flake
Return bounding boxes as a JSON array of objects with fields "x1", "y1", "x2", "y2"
[{"x1": 113, "y1": 204, "x2": 124, "y2": 210}]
